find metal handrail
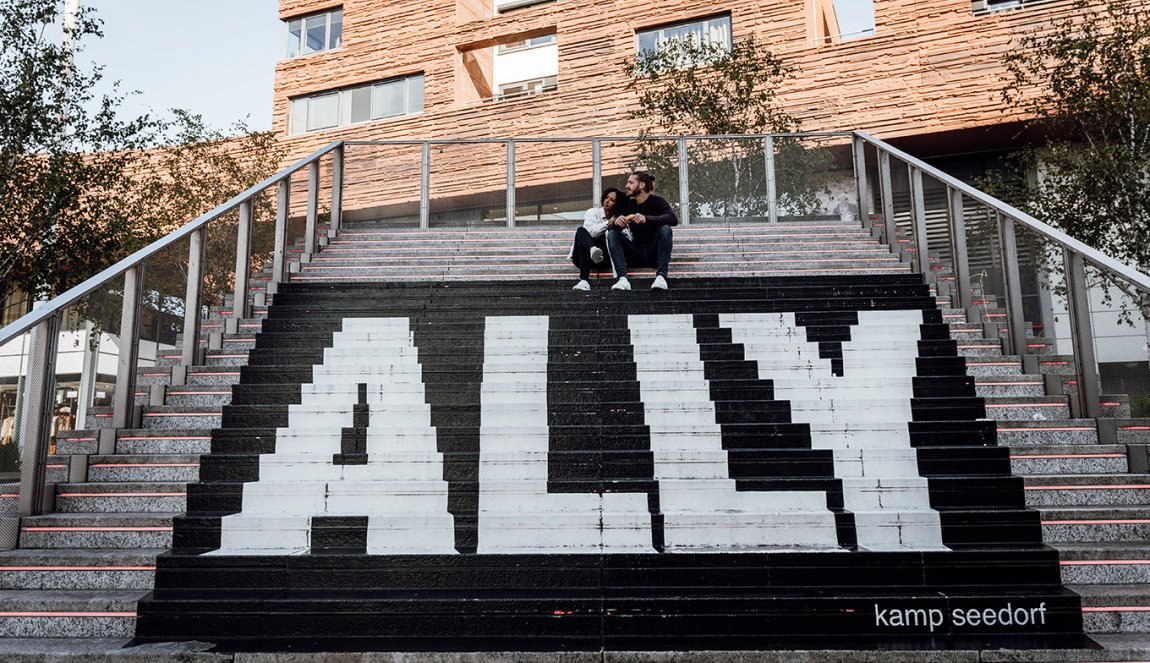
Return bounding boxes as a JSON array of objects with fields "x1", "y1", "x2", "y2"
[
  {"x1": 853, "y1": 131, "x2": 1150, "y2": 294},
  {"x1": 854, "y1": 129, "x2": 1150, "y2": 423},
  {"x1": 0, "y1": 140, "x2": 345, "y2": 346}
]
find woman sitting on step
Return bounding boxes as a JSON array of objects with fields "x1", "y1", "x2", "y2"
[{"x1": 570, "y1": 187, "x2": 626, "y2": 291}]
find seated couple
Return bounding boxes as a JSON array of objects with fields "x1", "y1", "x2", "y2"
[{"x1": 569, "y1": 171, "x2": 678, "y2": 291}]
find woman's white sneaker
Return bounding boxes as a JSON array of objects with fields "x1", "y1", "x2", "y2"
[
  {"x1": 611, "y1": 277, "x2": 632, "y2": 291},
  {"x1": 572, "y1": 279, "x2": 591, "y2": 291},
  {"x1": 651, "y1": 275, "x2": 669, "y2": 290},
  {"x1": 589, "y1": 246, "x2": 604, "y2": 264}
]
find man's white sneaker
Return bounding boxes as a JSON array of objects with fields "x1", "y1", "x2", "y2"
[
  {"x1": 651, "y1": 275, "x2": 669, "y2": 290},
  {"x1": 611, "y1": 277, "x2": 631, "y2": 291},
  {"x1": 589, "y1": 246, "x2": 604, "y2": 264},
  {"x1": 572, "y1": 279, "x2": 591, "y2": 291}
]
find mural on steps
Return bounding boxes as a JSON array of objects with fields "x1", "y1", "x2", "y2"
[
  {"x1": 212, "y1": 311, "x2": 944, "y2": 554},
  {"x1": 137, "y1": 279, "x2": 1085, "y2": 650}
]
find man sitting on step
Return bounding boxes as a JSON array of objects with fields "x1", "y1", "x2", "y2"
[{"x1": 606, "y1": 171, "x2": 678, "y2": 291}]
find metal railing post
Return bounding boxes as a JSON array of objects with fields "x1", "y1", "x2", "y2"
[
  {"x1": 997, "y1": 214, "x2": 1028, "y2": 356},
  {"x1": 677, "y1": 137, "x2": 690, "y2": 226},
  {"x1": 272, "y1": 181, "x2": 290, "y2": 288},
  {"x1": 420, "y1": 141, "x2": 431, "y2": 229},
  {"x1": 232, "y1": 198, "x2": 254, "y2": 320},
  {"x1": 909, "y1": 166, "x2": 929, "y2": 274},
  {"x1": 16, "y1": 312, "x2": 61, "y2": 519},
  {"x1": 179, "y1": 226, "x2": 207, "y2": 371},
  {"x1": 948, "y1": 187, "x2": 972, "y2": 309},
  {"x1": 330, "y1": 144, "x2": 344, "y2": 235},
  {"x1": 592, "y1": 139, "x2": 602, "y2": 206},
  {"x1": 76, "y1": 320, "x2": 97, "y2": 427},
  {"x1": 878, "y1": 151, "x2": 896, "y2": 246},
  {"x1": 764, "y1": 136, "x2": 777, "y2": 224},
  {"x1": 112, "y1": 264, "x2": 144, "y2": 430},
  {"x1": 852, "y1": 134, "x2": 870, "y2": 224},
  {"x1": 506, "y1": 140, "x2": 516, "y2": 228},
  {"x1": 303, "y1": 160, "x2": 319, "y2": 262},
  {"x1": 1064, "y1": 250, "x2": 1103, "y2": 420}
]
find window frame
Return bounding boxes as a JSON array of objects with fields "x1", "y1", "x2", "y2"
[
  {"x1": 289, "y1": 73, "x2": 425, "y2": 135},
  {"x1": 284, "y1": 7, "x2": 344, "y2": 59},
  {"x1": 496, "y1": 33, "x2": 558, "y2": 54},
  {"x1": 495, "y1": 74, "x2": 558, "y2": 101},
  {"x1": 972, "y1": 0, "x2": 1056, "y2": 14},
  {"x1": 635, "y1": 14, "x2": 732, "y2": 58},
  {"x1": 495, "y1": 0, "x2": 555, "y2": 14}
]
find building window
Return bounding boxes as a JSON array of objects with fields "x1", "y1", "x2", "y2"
[
  {"x1": 636, "y1": 14, "x2": 732, "y2": 57},
  {"x1": 972, "y1": 0, "x2": 1055, "y2": 14},
  {"x1": 289, "y1": 74, "x2": 424, "y2": 134},
  {"x1": 497, "y1": 33, "x2": 558, "y2": 54},
  {"x1": 286, "y1": 8, "x2": 343, "y2": 58},
  {"x1": 495, "y1": 0, "x2": 555, "y2": 13},
  {"x1": 459, "y1": 31, "x2": 558, "y2": 104},
  {"x1": 497, "y1": 75, "x2": 558, "y2": 100}
]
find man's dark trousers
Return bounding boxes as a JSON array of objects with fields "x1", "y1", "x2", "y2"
[{"x1": 605, "y1": 225, "x2": 673, "y2": 279}]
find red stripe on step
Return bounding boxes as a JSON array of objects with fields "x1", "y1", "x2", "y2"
[
  {"x1": 1010, "y1": 453, "x2": 1123, "y2": 459},
  {"x1": 975, "y1": 381, "x2": 1042, "y2": 386},
  {"x1": 1042, "y1": 519, "x2": 1150, "y2": 525},
  {"x1": 0, "y1": 611, "x2": 137, "y2": 617},
  {"x1": 22, "y1": 526, "x2": 172, "y2": 532},
  {"x1": 142, "y1": 413, "x2": 219, "y2": 417},
  {"x1": 119, "y1": 436, "x2": 211, "y2": 441},
  {"x1": 1062, "y1": 560, "x2": 1150, "y2": 565},
  {"x1": 985, "y1": 403, "x2": 1065, "y2": 408},
  {"x1": 1027, "y1": 485, "x2": 1150, "y2": 490},
  {"x1": 0, "y1": 565, "x2": 155, "y2": 571},
  {"x1": 998, "y1": 427, "x2": 1094, "y2": 432},
  {"x1": 58, "y1": 492, "x2": 186, "y2": 497},
  {"x1": 89, "y1": 464, "x2": 197, "y2": 468}
]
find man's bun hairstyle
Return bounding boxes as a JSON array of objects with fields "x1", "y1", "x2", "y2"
[{"x1": 632, "y1": 171, "x2": 656, "y2": 193}]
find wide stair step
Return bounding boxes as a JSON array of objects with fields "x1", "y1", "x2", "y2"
[
  {"x1": 18, "y1": 514, "x2": 174, "y2": 549},
  {"x1": 55, "y1": 482, "x2": 188, "y2": 513},
  {"x1": 1026, "y1": 475, "x2": 1150, "y2": 507},
  {"x1": 0, "y1": 589, "x2": 142, "y2": 638},
  {"x1": 0, "y1": 549, "x2": 161, "y2": 590},
  {"x1": 1010, "y1": 446, "x2": 1129, "y2": 475}
]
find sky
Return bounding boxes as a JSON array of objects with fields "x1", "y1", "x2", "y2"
[
  {"x1": 834, "y1": 0, "x2": 877, "y2": 39},
  {"x1": 79, "y1": 0, "x2": 282, "y2": 133}
]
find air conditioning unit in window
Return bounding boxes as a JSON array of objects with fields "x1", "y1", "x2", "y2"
[{"x1": 971, "y1": 0, "x2": 989, "y2": 12}]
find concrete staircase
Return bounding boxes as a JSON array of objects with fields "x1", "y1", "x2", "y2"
[{"x1": 0, "y1": 217, "x2": 1148, "y2": 659}]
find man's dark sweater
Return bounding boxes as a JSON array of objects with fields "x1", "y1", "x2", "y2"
[{"x1": 618, "y1": 194, "x2": 679, "y2": 244}]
